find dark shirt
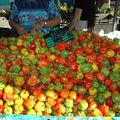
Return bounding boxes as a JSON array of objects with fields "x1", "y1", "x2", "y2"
[{"x1": 74, "y1": 0, "x2": 95, "y2": 27}]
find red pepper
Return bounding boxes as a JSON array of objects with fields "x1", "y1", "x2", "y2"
[
  {"x1": 78, "y1": 35, "x2": 85, "y2": 44},
  {"x1": 115, "y1": 48, "x2": 120, "y2": 54},
  {"x1": 108, "y1": 57, "x2": 116, "y2": 64},
  {"x1": 0, "y1": 90, "x2": 4, "y2": 99},
  {"x1": 104, "y1": 78, "x2": 112, "y2": 87},
  {"x1": 70, "y1": 78, "x2": 78, "y2": 85},
  {"x1": 5, "y1": 61, "x2": 12, "y2": 69},
  {"x1": 108, "y1": 44, "x2": 117, "y2": 50},
  {"x1": 96, "y1": 54, "x2": 105, "y2": 63},
  {"x1": 0, "y1": 43, "x2": 6, "y2": 50},
  {"x1": 37, "y1": 53, "x2": 46, "y2": 59},
  {"x1": 66, "y1": 72, "x2": 73, "y2": 79},
  {"x1": 83, "y1": 47, "x2": 93, "y2": 55},
  {"x1": 106, "y1": 97, "x2": 113, "y2": 108},
  {"x1": 56, "y1": 42, "x2": 66, "y2": 51},
  {"x1": 70, "y1": 62, "x2": 78, "y2": 71},
  {"x1": 33, "y1": 87, "x2": 42, "y2": 96},
  {"x1": 71, "y1": 39, "x2": 78, "y2": 45},
  {"x1": 85, "y1": 54, "x2": 96, "y2": 64},
  {"x1": 85, "y1": 72, "x2": 94, "y2": 81},
  {"x1": 84, "y1": 81, "x2": 92, "y2": 89},
  {"x1": 29, "y1": 42, "x2": 36, "y2": 50},
  {"x1": 68, "y1": 53, "x2": 76, "y2": 62},
  {"x1": 38, "y1": 59, "x2": 49, "y2": 67},
  {"x1": 96, "y1": 72, "x2": 105, "y2": 82},
  {"x1": 99, "y1": 47, "x2": 107, "y2": 54},
  {"x1": 75, "y1": 48, "x2": 83, "y2": 56},
  {"x1": 99, "y1": 105, "x2": 109, "y2": 116},
  {"x1": 60, "y1": 75, "x2": 68, "y2": 83},
  {"x1": 55, "y1": 56, "x2": 66, "y2": 64},
  {"x1": 74, "y1": 95, "x2": 84, "y2": 104},
  {"x1": 17, "y1": 58, "x2": 24, "y2": 67},
  {"x1": 0, "y1": 105, "x2": 4, "y2": 113}
]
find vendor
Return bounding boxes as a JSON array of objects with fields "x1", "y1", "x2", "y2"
[
  {"x1": 69, "y1": 0, "x2": 96, "y2": 32},
  {"x1": 9, "y1": 0, "x2": 61, "y2": 36}
]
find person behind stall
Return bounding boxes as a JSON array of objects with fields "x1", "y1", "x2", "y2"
[
  {"x1": 69, "y1": 0, "x2": 96, "y2": 32},
  {"x1": 9, "y1": 0, "x2": 61, "y2": 36}
]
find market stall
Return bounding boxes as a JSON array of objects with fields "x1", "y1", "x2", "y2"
[
  {"x1": 0, "y1": 0, "x2": 120, "y2": 120},
  {"x1": 0, "y1": 29, "x2": 120, "y2": 120}
]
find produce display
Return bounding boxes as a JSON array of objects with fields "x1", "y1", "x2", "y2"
[{"x1": 0, "y1": 30, "x2": 120, "y2": 117}]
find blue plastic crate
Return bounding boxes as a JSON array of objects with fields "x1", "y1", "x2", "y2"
[{"x1": 44, "y1": 27, "x2": 74, "y2": 47}]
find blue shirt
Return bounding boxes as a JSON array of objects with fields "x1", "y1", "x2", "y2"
[{"x1": 9, "y1": 0, "x2": 61, "y2": 34}]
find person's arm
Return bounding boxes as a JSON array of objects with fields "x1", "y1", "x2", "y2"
[
  {"x1": 32, "y1": 0, "x2": 61, "y2": 32},
  {"x1": 9, "y1": 20, "x2": 28, "y2": 35},
  {"x1": 69, "y1": 8, "x2": 82, "y2": 31},
  {"x1": 9, "y1": 3, "x2": 28, "y2": 35},
  {"x1": 32, "y1": 18, "x2": 60, "y2": 31}
]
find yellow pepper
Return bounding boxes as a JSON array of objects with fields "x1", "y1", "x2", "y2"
[
  {"x1": 35, "y1": 47, "x2": 40, "y2": 53},
  {"x1": 10, "y1": 45, "x2": 17, "y2": 50},
  {"x1": 92, "y1": 63, "x2": 99, "y2": 72},
  {"x1": 106, "y1": 49, "x2": 115, "y2": 58},
  {"x1": 89, "y1": 87, "x2": 97, "y2": 96},
  {"x1": 76, "y1": 72, "x2": 84, "y2": 79},
  {"x1": 16, "y1": 39, "x2": 23, "y2": 46},
  {"x1": 91, "y1": 108, "x2": 102, "y2": 117},
  {"x1": 21, "y1": 48, "x2": 29, "y2": 56},
  {"x1": 27, "y1": 54, "x2": 36, "y2": 60}
]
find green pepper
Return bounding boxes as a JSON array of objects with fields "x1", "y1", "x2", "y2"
[
  {"x1": 35, "y1": 41, "x2": 41, "y2": 47},
  {"x1": 112, "y1": 103, "x2": 120, "y2": 112},
  {"x1": 100, "y1": 67, "x2": 110, "y2": 77},
  {"x1": 92, "y1": 79, "x2": 100, "y2": 88},
  {"x1": 11, "y1": 72, "x2": 19, "y2": 78},
  {"x1": 107, "y1": 110, "x2": 116, "y2": 117},
  {"x1": 37, "y1": 67, "x2": 50, "y2": 75},
  {"x1": 97, "y1": 83, "x2": 106, "y2": 93},
  {"x1": 11, "y1": 64, "x2": 21, "y2": 73},
  {"x1": 54, "y1": 82, "x2": 62, "y2": 92},
  {"x1": 0, "y1": 81, "x2": 6, "y2": 90},
  {"x1": 0, "y1": 67, "x2": 7, "y2": 76},
  {"x1": 57, "y1": 70, "x2": 65, "y2": 77},
  {"x1": 61, "y1": 50, "x2": 69, "y2": 58},
  {"x1": 0, "y1": 57, "x2": 4, "y2": 64},
  {"x1": 72, "y1": 85, "x2": 78, "y2": 91},
  {"x1": 38, "y1": 47, "x2": 48, "y2": 54},
  {"x1": 31, "y1": 58, "x2": 38, "y2": 65},
  {"x1": 81, "y1": 63, "x2": 93, "y2": 74},
  {"x1": 58, "y1": 64, "x2": 64, "y2": 70},
  {"x1": 113, "y1": 64, "x2": 120, "y2": 73},
  {"x1": 103, "y1": 59, "x2": 111, "y2": 70},
  {"x1": 3, "y1": 38, "x2": 8, "y2": 45},
  {"x1": 97, "y1": 94, "x2": 105, "y2": 104},
  {"x1": 49, "y1": 47, "x2": 57, "y2": 54},
  {"x1": 78, "y1": 100, "x2": 88, "y2": 111},
  {"x1": 64, "y1": 67, "x2": 69, "y2": 74},
  {"x1": 64, "y1": 98, "x2": 73, "y2": 108},
  {"x1": 5, "y1": 100, "x2": 14, "y2": 107},
  {"x1": 76, "y1": 56, "x2": 85, "y2": 64},
  {"x1": 112, "y1": 94, "x2": 120, "y2": 103},
  {"x1": 103, "y1": 90, "x2": 111, "y2": 99},
  {"x1": 3, "y1": 48, "x2": 9, "y2": 54},
  {"x1": 65, "y1": 107, "x2": 72, "y2": 113},
  {"x1": 83, "y1": 39, "x2": 88, "y2": 47},
  {"x1": 47, "y1": 83, "x2": 55, "y2": 90},
  {"x1": 39, "y1": 76, "x2": 47, "y2": 84},
  {"x1": 110, "y1": 73, "x2": 120, "y2": 83}
]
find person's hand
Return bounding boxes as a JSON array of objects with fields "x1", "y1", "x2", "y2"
[
  {"x1": 32, "y1": 21, "x2": 45, "y2": 32},
  {"x1": 16, "y1": 25, "x2": 28, "y2": 36}
]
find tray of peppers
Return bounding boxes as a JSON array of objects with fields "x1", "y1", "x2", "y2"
[{"x1": 0, "y1": 30, "x2": 120, "y2": 119}]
